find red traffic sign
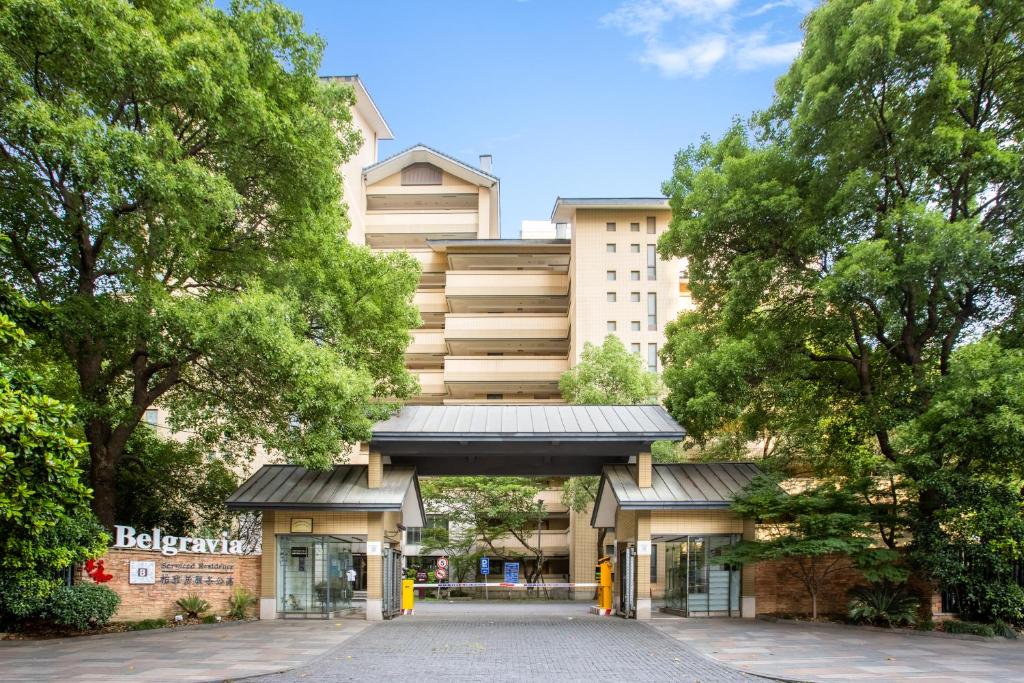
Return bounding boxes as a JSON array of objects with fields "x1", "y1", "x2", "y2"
[
  {"x1": 435, "y1": 567, "x2": 448, "y2": 580},
  {"x1": 437, "y1": 557, "x2": 449, "y2": 569}
]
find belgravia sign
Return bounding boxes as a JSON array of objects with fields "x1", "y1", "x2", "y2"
[{"x1": 114, "y1": 525, "x2": 245, "y2": 557}]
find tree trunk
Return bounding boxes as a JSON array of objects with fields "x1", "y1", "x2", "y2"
[
  {"x1": 811, "y1": 588, "x2": 818, "y2": 620},
  {"x1": 89, "y1": 439, "x2": 119, "y2": 529}
]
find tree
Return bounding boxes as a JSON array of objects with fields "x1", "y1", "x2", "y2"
[
  {"x1": 0, "y1": 307, "x2": 107, "y2": 621},
  {"x1": 659, "y1": 0, "x2": 1024, "y2": 599},
  {"x1": 725, "y1": 477, "x2": 904, "y2": 619},
  {"x1": 0, "y1": 0, "x2": 420, "y2": 525},
  {"x1": 419, "y1": 477, "x2": 550, "y2": 585},
  {"x1": 559, "y1": 335, "x2": 660, "y2": 405}
]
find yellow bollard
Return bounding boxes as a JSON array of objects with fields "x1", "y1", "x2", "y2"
[
  {"x1": 594, "y1": 556, "x2": 613, "y2": 615},
  {"x1": 401, "y1": 578, "x2": 415, "y2": 615}
]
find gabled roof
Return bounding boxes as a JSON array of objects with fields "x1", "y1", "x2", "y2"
[
  {"x1": 371, "y1": 404, "x2": 683, "y2": 443},
  {"x1": 226, "y1": 464, "x2": 424, "y2": 526},
  {"x1": 591, "y1": 462, "x2": 762, "y2": 527},
  {"x1": 320, "y1": 75, "x2": 393, "y2": 140},
  {"x1": 550, "y1": 197, "x2": 670, "y2": 223},
  {"x1": 363, "y1": 144, "x2": 499, "y2": 187}
]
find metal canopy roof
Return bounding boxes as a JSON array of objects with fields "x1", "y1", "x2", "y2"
[
  {"x1": 370, "y1": 404, "x2": 685, "y2": 476},
  {"x1": 226, "y1": 465, "x2": 424, "y2": 525},
  {"x1": 591, "y1": 462, "x2": 762, "y2": 527}
]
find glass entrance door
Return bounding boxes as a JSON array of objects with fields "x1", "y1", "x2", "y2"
[
  {"x1": 657, "y1": 534, "x2": 741, "y2": 616},
  {"x1": 277, "y1": 535, "x2": 364, "y2": 617}
]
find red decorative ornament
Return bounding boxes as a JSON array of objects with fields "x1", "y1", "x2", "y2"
[{"x1": 85, "y1": 559, "x2": 113, "y2": 583}]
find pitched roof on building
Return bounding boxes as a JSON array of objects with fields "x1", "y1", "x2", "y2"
[
  {"x1": 320, "y1": 75, "x2": 394, "y2": 140},
  {"x1": 549, "y1": 196, "x2": 670, "y2": 222},
  {"x1": 370, "y1": 404, "x2": 684, "y2": 443},
  {"x1": 363, "y1": 143, "x2": 498, "y2": 184},
  {"x1": 591, "y1": 462, "x2": 763, "y2": 527},
  {"x1": 225, "y1": 465, "x2": 424, "y2": 525}
]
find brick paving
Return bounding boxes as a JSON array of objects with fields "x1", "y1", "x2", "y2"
[
  {"x1": 253, "y1": 602, "x2": 762, "y2": 682},
  {"x1": 650, "y1": 615, "x2": 1024, "y2": 682}
]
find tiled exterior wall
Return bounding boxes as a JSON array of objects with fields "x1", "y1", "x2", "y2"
[
  {"x1": 649, "y1": 509, "x2": 746, "y2": 535},
  {"x1": 80, "y1": 548, "x2": 260, "y2": 622}
]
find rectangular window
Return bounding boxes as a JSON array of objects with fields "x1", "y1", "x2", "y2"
[
  {"x1": 630, "y1": 244, "x2": 640, "y2": 253},
  {"x1": 631, "y1": 321, "x2": 641, "y2": 331},
  {"x1": 607, "y1": 270, "x2": 616, "y2": 281},
  {"x1": 647, "y1": 292, "x2": 657, "y2": 330},
  {"x1": 607, "y1": 321, "x2": 617, "y2": 332},
  {"x1": 648, "y1": 343, "x2": 658, "y2": 372},
  {"x1": 651, "y1": 544, "x2": 658, "y2": 583},
  {"x1": 630, "y1": 222, "x2": 640, "y2": 232},
  {"x1": 486, "y1": 393, "x2": 503, "y2": 400},
  {"x1": 631, "y1": 343, "x2": 641, "y2": 355},
  {"x1": 606, "y1": 222, "x2": 616, "y2": 232},
  {"x1": 607, "y1": 292, "x2": 617, "y2": 303},
  {"x1": 144, "y1": 408, "x2": 158, "y2": 426},
  {"x1": 646, "y1": 216, "x2": 656, "y2": 234},
  {"x1": 647, "y1": 244, "x2": 657, "y2": 280},
  {"x1": 606, "y1": 243, "x2": 616, "y2": 253},
  {"x1": 630, "y1": 271, "x2": 640, "y2": 281},
  {"x1": 630, "y1": 292, "x2": 640, "y2": 303},
  {"x1": 406, "y1": 527, "x2": 422, "y2": 544}
]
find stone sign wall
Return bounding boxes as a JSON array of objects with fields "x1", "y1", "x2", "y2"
[{"x1": 80, "y1": 548, "x2": 261, "y2": 622}]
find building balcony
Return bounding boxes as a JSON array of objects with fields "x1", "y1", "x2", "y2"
[
  {"x1": 364, "y1": 210, "x2": 479, "y2": 248},
  {"x1": 445, "y1": 271, "x2": 569, "y2": 314},
  {"x1": 406, "y1": 330, "x2": 447, "y2": 368},
  {"x1": 443, "y1": 355, "x2": 567, "y2": 398},
  {"x1": 444, "y1": 314, "x2": 569, "y2": 355},
  {"x1": 409, "y1": 369, "x2": 445, "y2": 404},
  {"x1": 484, "y1": 529, "x2": 570, "y2": 555},
  {"x1": 413, "y1": 291, "x2": 447, "y2": 328}
]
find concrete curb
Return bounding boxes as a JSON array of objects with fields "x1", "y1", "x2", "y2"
[{"x1": 756, "y1": 615, "x2": 1016, "y2": 642}]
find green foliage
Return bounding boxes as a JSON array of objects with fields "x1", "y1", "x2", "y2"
[
  {"x1": 944, "y1": 620, "x2": 996, "y2": 638},
  {"x1": 201, "y1": 614, "x2": 218, "y2": 624},
  {"x1": 115, "y1": 428, "x2": 238, "y2": 536},
  {"x1": 847, "y1": 582, "x2": 919, "y2": 627},
  {"x1": 993, "y1": 620, "x2": 1018, "y2": 639},
  {"x1": 559, "y1": 335, "x2": 660, "y2": 405},
  {"x1": 227, "y1": 586, "x2": 256, "y2": 619},
  {"x1": 659, "y1": 0, "x2": 1024, "y2": 612},
  {"x1": 0, "y1": 0, "x2": 420, "y2": 525},
  {"x1": 48, "y1": 584, "x2": 121, "y2": 630},
  {"x1": 126, "y1": 618, "x2": 168, "y2": 631},
  {"x1": 175, "y1": 593, "x2": 210, "y2": 619},
  {"x1": 725, "y1": 476, "x2": 905, "y2": 619},
  {"x1": 0, "y1": 307, "x2": 108, "y2": 620}
]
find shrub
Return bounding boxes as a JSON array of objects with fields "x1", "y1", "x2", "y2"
[
  {"x1": 201, "y1": 614, "x2": 218, "y2": 624},
  {"x1": 175, "y1": 593, "x2": 210, "y2": 619},
  {"x1": 914, "y1": 619, "x2": 936, "y2": 632},
  {"x1": 944, "y1": 620, "x2": 996, "y2": 637},
  {"x1": 981, "y1": 583, "x2": 1024, "y2": 624},
  {"x1": 847, "y1": 582, "x2": 919, "y2": 627},
  {"x1": 127, "y1": 618, "x2": 168, "y2": 631},
  {"x1": 48, "y1": 584, "x2": 121, "y2": 630},
  {"x1": 227, "y1": 586, "x2": 256, "y2": 619},
  {"x1": 993, "y1": 619, "x2": 1018, "y2": 639}
]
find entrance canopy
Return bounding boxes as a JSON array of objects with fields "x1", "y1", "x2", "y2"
[{"x1": 370, "y1": 404, "x2": 684, "y2": 476}]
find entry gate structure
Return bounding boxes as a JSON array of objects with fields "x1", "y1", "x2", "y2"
[
  {"x1": 382, "y1": 548, "x2": 403, "y2": 619},
  {"x1": 617, "y1": 545, "x2": 636, "y2": 619}
]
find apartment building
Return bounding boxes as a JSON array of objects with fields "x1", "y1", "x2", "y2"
[{"x1": 336, "y1": 77, "x2": 695, "y2": 595}]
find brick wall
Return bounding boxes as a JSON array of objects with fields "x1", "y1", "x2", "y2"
[
  {"x1": 79, "y1": 548, "x2": 261, "y2": 622},
  {"x1": 755, "y1": 555, "x2": 867, "y2": 617}
]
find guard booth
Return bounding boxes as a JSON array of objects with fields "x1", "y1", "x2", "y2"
[
  {"x1": 592, "y1": 462, "x2": 763, "y2": 619},
  {"x1": 226, "y1": 464, "x2": 424, "y2": 621}
]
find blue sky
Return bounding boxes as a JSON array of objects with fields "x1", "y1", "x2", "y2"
[{"x1": 282, "y1": 0, "x2": 814, "y2": 236}]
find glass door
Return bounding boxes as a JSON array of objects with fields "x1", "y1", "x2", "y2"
[{"x1": 279, "y1": 536, "x2": 317, "y2": 616}]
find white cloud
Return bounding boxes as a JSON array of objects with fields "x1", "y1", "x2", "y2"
[
  {"x1": 640, "y1": 35, "x2": 729, "y2": 78},
  {"x1": 602, "y1": 0, "x2": 808, "y2": 78}
]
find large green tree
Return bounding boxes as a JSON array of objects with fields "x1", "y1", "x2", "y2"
[
  {"x1": 559, "y1": 335, "x2": 660, "y2": 405},
  {"x1": 660, "y1": 0, "x2": 1024, "y2": 605},
  {"x1": 0, "y1": 0, "x2": 420, "y2": 525}
]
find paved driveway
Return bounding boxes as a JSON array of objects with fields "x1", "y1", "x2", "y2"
[
  {"x1": 253, "y1": 601, "x2": 761, "y2": 682},
  {"x1": 650, "y1": 616, "x2": 1024, "y2": 682}
]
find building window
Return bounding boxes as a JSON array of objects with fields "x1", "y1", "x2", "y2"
[
  {"x1": 606, "y1": 222, "x2": 616, "y2": 232},
  {"x1": 406, "y1": 527, "x2": 423, "y2": 544},
  {"x1": 630, "y1": 244, "x2": 640, "y2": 253},
  {"x1": 631, "y1": 321, "x2": 641, "y2": 331},
  {"x1": 607, "y1": 243, "x2": 616, "y2": 253},
  {"x1": 607, "y1": 292, "x2": 617, "y2": 303},
  {"x1": 648, "y1": 343, "x2": 658, "y2": 372},
  {"x1": 631, "y1": 343, "x2": 641, "y2": 355},
  {"x1": 401, "y1": 162, "x2": 442, "y2": 186},
  {"x1": 646, "y1": 216, "x2": 656, "y2": 234},
  {"x1": 630, "y1": 292, "x2": 640, "y2": 303},
  {"x1": 630, "y1": 222, "x2": 640, "y2": 232},
  {"x1": 607, "y1": 270, "x2": 616, "y2": 281},
  {"x1": 651, "y1": 544, "x2": 658, "y2": 583},
  {"x1": 607, "y1": 321, "x2": 617, "y2": 332},
  {"x1": 487, "y1": 393, "x2": 504, "y2": 400},
  {"x1": 144, "y1": 408, "x2": 158, "y2": 426},
  {"x1": 647, "y1": 244, "x2": 657, "y2": 280},
  {"x1": 648, "y1": 292, "x2": 657, "y2": 330},
  {"x1": 630, "y1": 271, "x2": 640, "y2": 281}
]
